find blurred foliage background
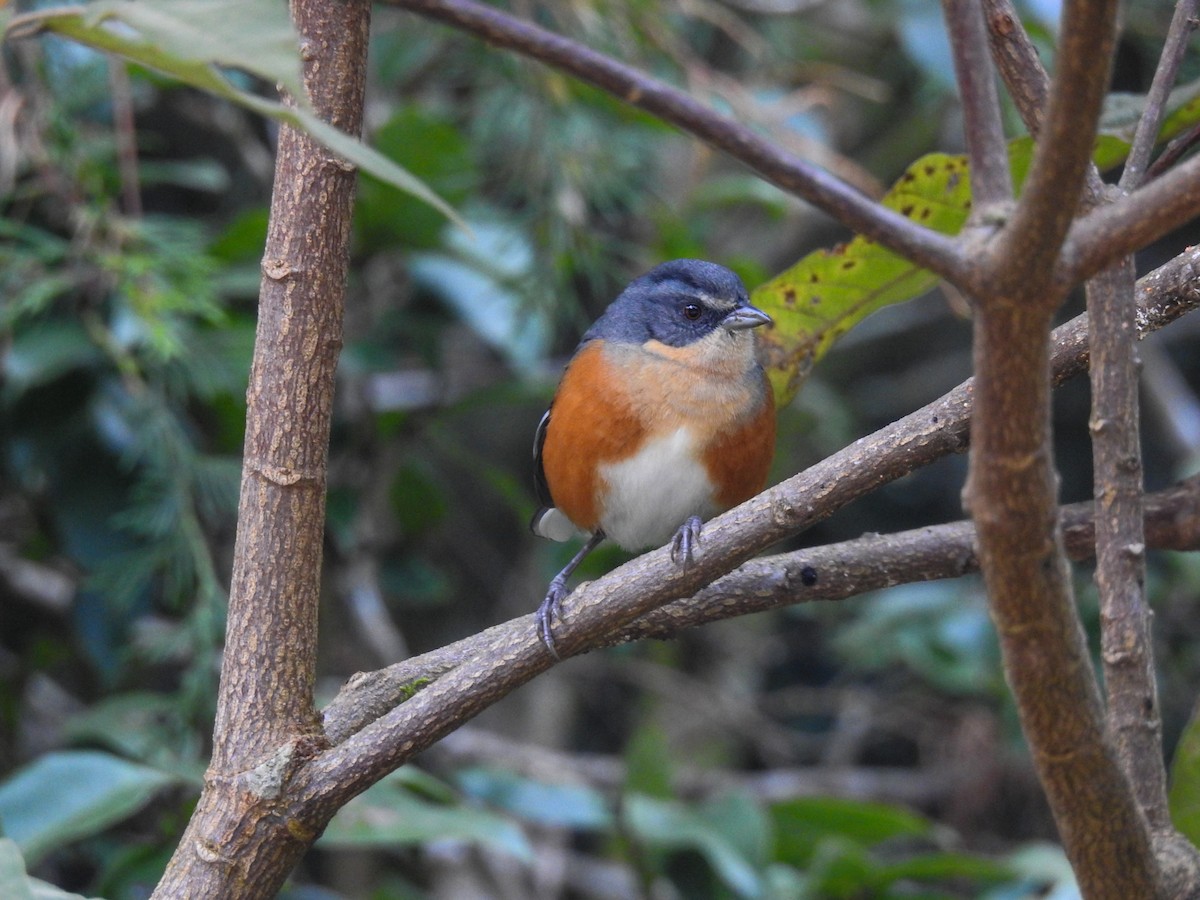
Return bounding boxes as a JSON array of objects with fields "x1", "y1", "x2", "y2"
[{"x1": 3, "y1": 0, "x2": 1200, "y2": 897}]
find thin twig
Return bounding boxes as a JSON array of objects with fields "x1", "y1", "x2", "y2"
[
  {"x1": 1085, "y1": 0, "x2": 1197, "y2": 837},
  {"x1": 385, "y1": 0, "x2": 969, "y2": 288},
  {"x1": 982, "y1": 0, "x2": 1049, "y2": 136},
  {"x1": 1120, "y1": 0, "x2": 1199, "y2": 191},
  {"x1": 1088, "y1": 260, "x2": 1169, "y2": 828},
  {"x1": 943, "y1": 0, "x2": 1011, "y2": 212},
  {"x1": 1146, "y1": 119, "x2": 1200, "y2": 180},
  {"x1": 107, "y1": 57, "x2": 142, "y2": 218}
]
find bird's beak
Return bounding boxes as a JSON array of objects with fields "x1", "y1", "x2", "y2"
[{"x1": 722, "y1": 305, "x2": 772, "y2": 331}]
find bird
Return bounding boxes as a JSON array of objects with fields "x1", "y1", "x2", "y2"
[{"x1": 531, "y1": 258, "x2": 776, "y2": 657}]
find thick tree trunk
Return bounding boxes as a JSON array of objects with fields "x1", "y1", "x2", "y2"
[{"x1": 151, "y1": 0, "x2": 369, "y2": 895}]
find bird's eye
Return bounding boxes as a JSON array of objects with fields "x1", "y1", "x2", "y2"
[{"x1": 682, "y1": 303, "x2": 703, "y2": 320}]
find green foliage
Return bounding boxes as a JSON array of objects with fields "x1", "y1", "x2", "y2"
[
  {"x1": 319, "y1": 769, "x2": 534, "y2": 863},
  {"x1": 624, "y1": 792, "x2": 770, "y2": 898},
  {"x1": 833, "y1": 582, "x2": 1004, "y2": 697},
  {"x1": 355, "y1": 107, "x2": 474, "y2": 252},
  {"x1": 756, "y1": 76, "x2": 1200, "y2": 407},
  {"x1": 3, "y1": 0, "x2": 1198, "y2": 896},
  {"x1": 0, "y1": 839, "x2": 100, "y2": 900},
  {"x1": 6, "y1": 0, "x2": 459, "y2": 226},
  {"x1": 1169, "y1": 699, "x2": 1200, "y2": 844},
  {"x1": 456, "y1": 767, "x2": 612, "y2": 829},
  {"x1": 0, "y1": 751, "x2": 177, "y2": 867},
  {"x1": 755, "y1": 153, "x2": 972, "y2": 405}
]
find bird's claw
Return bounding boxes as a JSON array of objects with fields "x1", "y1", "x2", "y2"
[
  {"x1": 670, "y1": 515, "x2": 704, "y2": 570},
  {"x1": 536, "y1": 577, "x2": 569, "y2": 660}
]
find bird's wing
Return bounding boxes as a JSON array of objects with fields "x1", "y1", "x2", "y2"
[{"x1": 532, "y1": 408, "x2": 554, "y2": 509}]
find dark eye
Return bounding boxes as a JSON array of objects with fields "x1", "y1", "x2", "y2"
[{"x1": 682, "y1": 303, "x2": 703, "y2": 320}]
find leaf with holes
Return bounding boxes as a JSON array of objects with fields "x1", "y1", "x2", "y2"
[{"x1": 755, "y1": 153, "x2": 972, "y2": 405}]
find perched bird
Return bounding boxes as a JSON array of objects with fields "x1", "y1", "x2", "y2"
[{"x1": 532, "y1": 259, "x2": 776, "y2": 657}]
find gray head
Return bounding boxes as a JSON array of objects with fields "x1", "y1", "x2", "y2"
[{"x1": 583, "y1": 259, "x2": 769, "y2": 348}]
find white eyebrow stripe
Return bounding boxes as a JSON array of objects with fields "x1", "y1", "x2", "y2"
[{"x1": 696, "y1": 291, "x2": 736, "y2": 311}]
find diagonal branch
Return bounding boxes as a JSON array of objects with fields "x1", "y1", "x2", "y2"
[
  {"x1": 1120, "y1": 0, "x2": 1199, "y2": 191},
  {"x1": 982, "y1": 0, "x2": 1049, "y2": 136},
  {"x1": 607, "y1": 475, "x2": 1200, "y2": 645},
  {"x1": 1060, "y1": 150, "x2": 1200, "y2": 287},
  {"x1": 386, "y1": 0, "x2": 969, "y2": 287},
  {"x1": 315, "y1": 244, "x2": 1200, "y2": 753}
]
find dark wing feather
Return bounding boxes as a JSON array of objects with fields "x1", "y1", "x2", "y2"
[{"x1": 532, "y1": 409, "x2": 554, "y2": 509}]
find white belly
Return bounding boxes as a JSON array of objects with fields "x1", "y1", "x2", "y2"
[{"x1": 597, "y1": 428, "x2": 718, "y2": 550}]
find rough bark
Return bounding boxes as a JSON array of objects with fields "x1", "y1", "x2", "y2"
[
  {"x1": 151, "y1": 0, "x2": 369, "y2": 895},
  {"x1": 145, "y1": 0, "x2": 1200, "y2": 895}
]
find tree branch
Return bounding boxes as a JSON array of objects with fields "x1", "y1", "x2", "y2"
[
  {"x1": 965, "y1": 0, "x2": 1166, "y2": 891},
  {"x1": 983, "y1": 0, "x2": 1200, "y2": 290},
  {"x1": 316, "y1": 243, "x2": 1200, "y2": 753},
  {"x1": 1120, "y1": 0, "x2": 1198, "y2": 191},
  {"x1": 1061, "y1": 150, "x2": 1200, "y2": 287},
  {"x1": 1088, "y1": 259, "x2": 1169, "y2": 829},
  {"x1": 1090, "y1": 0, "x2": 1199, "y2": 849},
  {"x1": 151, "y1": 0, "x2": 371, "y2": 896},
  {"x1": 982, "y1": 0, "x2": 1049, "y2": 136},
  {"x1": 984, "y1": 0, "x2": 1118, "y2": 296},
  {"x1": 385, "y1": 0, "x2": 969, "y2": 288},
  {"x1": 606, "y1": 476, "x2": 1200, "y2": 644},
  {"x1": 943, "y1": 0, "x2": 1011, "y2": 212}
]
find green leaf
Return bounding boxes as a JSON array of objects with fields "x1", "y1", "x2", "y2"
[
  {"x1": 6, "y1": 2, "x2": 460, "y2": 227},
  {"x1": 623, "y1": 793, "x2": 764, "y2": 898},
  {"x1": 805, "y1": 835, "x2": 874, "y2": 898},
  {"x1": 754, "y1": 82, "x2": 1200, "y2": 408},
  {"x1": 832, "y1": 583, "x2": 1001, "y2": 697},
  {"x1": 1169, "y1": 699, "x2": 1200, "y2": 844},
  {"x1": 0, "y1": 751, "x2": 177, "y2": 865},
  {"x1": 0, "y1": 843, "x2": 94, "y2": 900},
  {"x1": 355, "y1": 107, "x2": 474, "y2": 251},
  {"x1": 872, "y1": 851, "x2": 1013, "y2": 888},
  {"x1": 770, "y1": 796, "x2": 929, "y2": 868},
  {"x1": 0, "y1": 840, "x2": 34, "y2": 900},
  {"x1": 85, "y1": 0, "x2": 304, "y2": 97},
  {"x1": 3, "y1": 321, "x2": 103, "y2": 396},
  {"x1": 623, "y1": 723, "x2": 675, "y2": 800},
  {"x1": 29, "y1": 880, "x2": 101, "y2": 900},
  {"x1": 755, "y1": 153, "x2": 971, "y2": 406},
  {"x1": 65, "y1": 693, "x2": 205, "y2": 780},
  {"x1": 319, "y1": 773, "x2": 533, "y2": 863},
  {"x1": 409, "y1": 215, "x2": 551, "y2": 373},
  {"x1": 697, "y1": 793, "x2": 773, "y2": 871},
  {"x1": 456, "y1": 767, "x2": 612, "y2": 830}
]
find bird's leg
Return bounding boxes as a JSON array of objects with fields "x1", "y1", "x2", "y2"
[
  {"x1": 670, "y1": 515, "x2": 704, "y2": 570},
  {"x1": 537, "y1": 530, "x2": 607, "y2": 659}
]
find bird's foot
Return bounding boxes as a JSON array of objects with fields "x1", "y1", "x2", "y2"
[
  {"x1": 670, "y1": 515, "x2": 704, "y2": 570},
  {"x1": 536, "y1": 576, "x2": 570, "y2": 660}
]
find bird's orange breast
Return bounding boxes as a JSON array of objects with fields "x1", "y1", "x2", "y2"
[
  {"x1": 540, "y1": 343, "x2": 646, "y2": 532},
  {"x1": 540, "y1": 339, "x2": 775, "y2": 543}
]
